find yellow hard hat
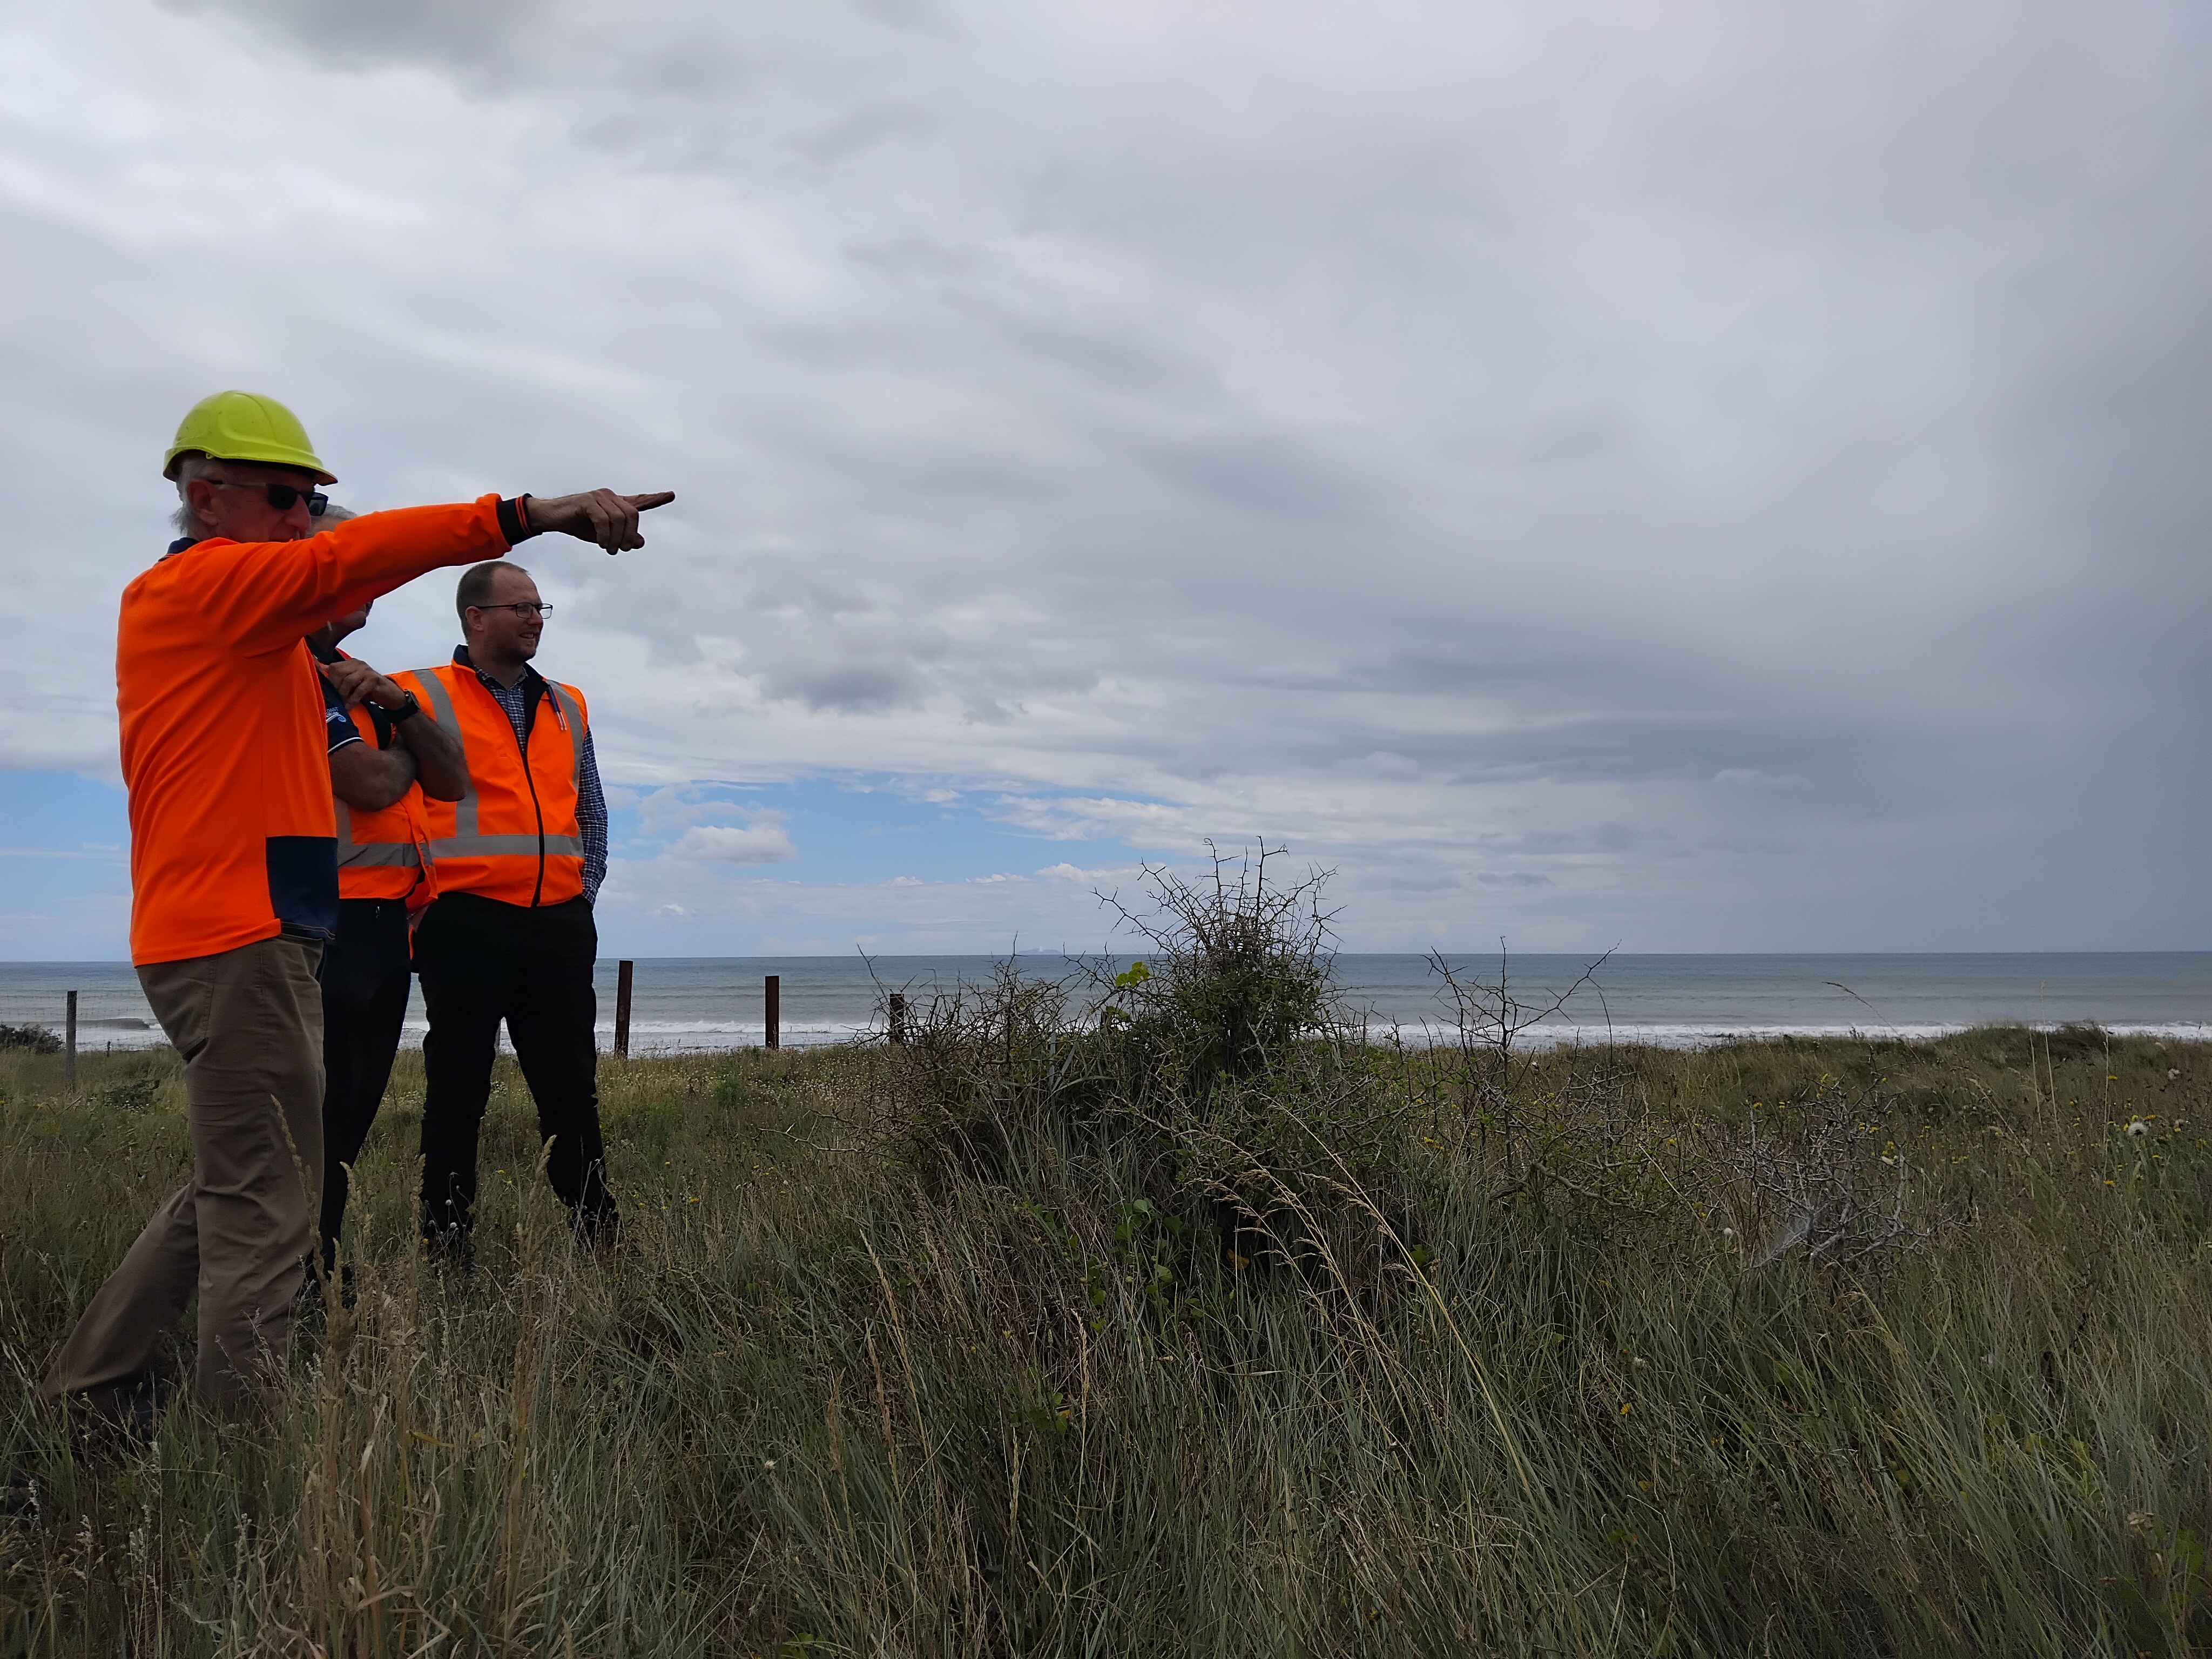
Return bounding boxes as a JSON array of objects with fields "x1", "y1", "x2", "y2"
[{"x1": 163, "y1": 390, "x2": 336, "y2": 484}]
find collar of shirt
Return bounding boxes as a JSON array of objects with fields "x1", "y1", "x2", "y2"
[
  {"x1": 453, "y1": 642, "x2": 542, "y2": 694},
  {"x1": 454, "y1": 644, "x2": 545, "y2": 745}
]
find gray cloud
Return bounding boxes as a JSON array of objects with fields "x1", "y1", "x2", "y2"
[
  {"x1": 160, "y1": 0, "x2": 552, "y2": 72},
  {"x1": 2, "y1": 0, "x2": 2207, "y2": 950}
]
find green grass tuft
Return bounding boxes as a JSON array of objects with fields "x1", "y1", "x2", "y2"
[{"x1": 3, "y1": 1022, "x2": 2210, "y2": 1655}]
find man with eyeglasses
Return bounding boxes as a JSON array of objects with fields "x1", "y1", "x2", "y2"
[
  {"x1": 40, "y1": 390, "x2": 671, "y2": 1426},
  {"x1": 395, "y1": 561, "x2": 617, "y2": 1264}
]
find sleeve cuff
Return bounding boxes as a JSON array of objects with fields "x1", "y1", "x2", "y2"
[{"x1": 496, "y1": 496, "x2": 540, "y2": 546}]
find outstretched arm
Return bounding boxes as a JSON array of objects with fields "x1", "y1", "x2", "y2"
[{"x1": 200, "y1": 489, "x2": 678, "y2": 657}]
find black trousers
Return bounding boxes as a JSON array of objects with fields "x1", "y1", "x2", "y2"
[
  {"x1": 317, "y1": 897, "x2": 414, "y2": 1278},
  {"x1": 414, "y1": 892, "x2": 615, "y2": 1243}
]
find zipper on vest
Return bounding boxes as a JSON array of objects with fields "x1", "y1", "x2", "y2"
[{"x1": 511, "y1": 706, "x2": 548, "y2": 908}]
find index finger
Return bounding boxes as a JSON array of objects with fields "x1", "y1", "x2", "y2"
[{"x1": 622, "y1": 491, "x2": 676, "y2": 512}]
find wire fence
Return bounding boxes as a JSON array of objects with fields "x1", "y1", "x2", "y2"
[
  {"x1": 0, "y1": 966, "x2": 163, "y2": 1062},
  {"x1": 0, "y1": 962, "x2": 862, "y2": 1069}
]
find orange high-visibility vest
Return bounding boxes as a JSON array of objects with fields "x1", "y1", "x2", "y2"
[
  {"x1": 396, "y1": 660, "x2": 590, "y2": 908},
  {"x1": 328, "y1": 650, "x2": 432, "y2": 902}
]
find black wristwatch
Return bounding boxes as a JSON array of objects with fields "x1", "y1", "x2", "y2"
[{"x1": 377, "y1": 689, "x2": 421, "y2": 724}]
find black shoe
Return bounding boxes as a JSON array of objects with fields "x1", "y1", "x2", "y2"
[
  {"x1": 60, "y1": 1380, "x2": 161, "y2": 1461},
  {"x1": 1, "y1": 1464, "x2": 43, "y2": 1523},
  {"x1": 572, "y1": 1205, "x2": 622, "y2": 1253}
]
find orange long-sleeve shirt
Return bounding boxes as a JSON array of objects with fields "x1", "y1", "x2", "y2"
[{"x1": 119, "y1": 496, "x2": 517, "y2": 965}]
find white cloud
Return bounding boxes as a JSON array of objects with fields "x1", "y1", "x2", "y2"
[
  {"x1": 670, "y1": 825, "x2": 799, "y2": 864},
  {"x1": 632, "y1": 786, "x2": 787, "y2": 838},
  {"x1": 986, "y1": 795, "x2": 1202, "y2": 846}
]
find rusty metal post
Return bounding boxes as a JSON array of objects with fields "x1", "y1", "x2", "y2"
[
  {"x1": 888, "y1": 992, "x2": 907, "y2": 1046},
  {"x1": 615, "y1": 960, "x2": 634, "y2": 1057},
  {"x1": 64, "y1": 990, "x2": 77, "y2": 1088},
  {"x1": 765, "y1": 974, "x2": 780, "y2": 1051}
]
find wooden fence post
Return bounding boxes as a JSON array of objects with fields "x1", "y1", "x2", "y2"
[
  {"x1": 615, "y1": 960, "x2": 634, "y2": 1058},
  {"x1": 765, "y1": 974, "x2": 780, "y2": 1051},
  {"x1": 64, "y1": 990, "x2": 77, "y2": 1088},
  {"x1": 889, "y1": 992, "x2": 907, "y2": 1046}
]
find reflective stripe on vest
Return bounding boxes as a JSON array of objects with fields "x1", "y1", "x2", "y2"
[
  {"x1": 335, "y1": 806, "x2": 423, "y2": 868},
  {"x1": 403, "y1": 662, "x2": 588, "y2": 907},
  {"x1": 410, "y1": 670, "x2": 474, "y2": 833},
  {"x1": 427, "y1": 833, "x2": 583, "y2": 859},
  {"x1": 332, "y1": 678, "x2": 430, "y2": 900}
]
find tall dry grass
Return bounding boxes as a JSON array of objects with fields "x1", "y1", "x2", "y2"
[{"x1": 3, "y1": 1008, "x2": 2211, "y2": 1655}]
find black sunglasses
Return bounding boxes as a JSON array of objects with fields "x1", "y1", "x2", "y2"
[{"x1": 210, "y1": 478, "x2": 330, "y2": 516}]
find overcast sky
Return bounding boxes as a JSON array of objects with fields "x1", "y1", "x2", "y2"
[{"x1": 1, "y1": 0, "x2": 2207, "y2": 958}]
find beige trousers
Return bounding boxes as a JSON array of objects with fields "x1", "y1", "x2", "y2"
[{"x1": 41, "y1": 935, "x2": 326, "y2": 1417}]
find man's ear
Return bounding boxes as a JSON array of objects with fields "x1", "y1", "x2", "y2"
[{"x1": 182, "y1": 477, "x2": 220, "y2": 528}]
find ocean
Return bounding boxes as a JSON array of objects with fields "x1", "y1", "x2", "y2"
[{"x1": 3, "y1": 953, "x2": 2208, "y2": 1055}]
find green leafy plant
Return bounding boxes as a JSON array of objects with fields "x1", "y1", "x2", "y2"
[{"x1": 0, "y1": 1024, "x2": 60, "y2": 1056}]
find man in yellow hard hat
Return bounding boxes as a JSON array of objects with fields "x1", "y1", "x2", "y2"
[{"x1": 40, "y1": 390, "x2": 673, "y2": 1425}]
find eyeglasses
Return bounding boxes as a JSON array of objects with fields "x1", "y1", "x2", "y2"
[
  {"x1": 208, "y1": 479, "x2": 331, "y2": 516},
  {"x1": 473, "y1": 602, "x2": 554, "y2": 618}
]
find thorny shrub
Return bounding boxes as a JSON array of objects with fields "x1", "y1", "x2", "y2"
[
  {"x1": 861, "y1": 847, "x2": 1953, "y2": 1299},
  {"x1": 1701, "y1": 1070, "x2": 1947, "y2": 1281},
  {"x1": 859, "y1": 847, "x2": 1424, "y2": 1285}
]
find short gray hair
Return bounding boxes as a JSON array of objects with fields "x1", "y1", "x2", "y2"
[
  {"x1": 171, "y1": 462, "x2": 355, "y2": 540},
  {"x1": 169, "y1": 452, "x2": 223, "y2": 539}
]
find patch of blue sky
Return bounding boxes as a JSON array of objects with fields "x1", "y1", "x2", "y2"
[
  {"x1": 606, "y1": 773, "x2": 1184, "y2": 884},
  {"x1": 0, "y1": 767, "x2": 1185, "y2": 958},
  {"x1": 0, "y1": 772, "x2": 133, "y2": 958},
  {"x1": 0, "y1": 771, "x2": 128, "y2": 854}
]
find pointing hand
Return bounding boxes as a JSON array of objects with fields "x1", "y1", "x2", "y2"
[{"x1": 524, "y1": 490, "x2": 677, "y2": 554}]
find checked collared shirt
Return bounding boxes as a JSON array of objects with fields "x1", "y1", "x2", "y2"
[{"x1": 452, "y1": 645, "x2": 608, "y2": 905}]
